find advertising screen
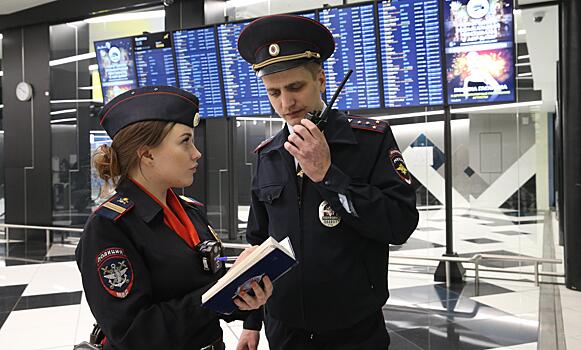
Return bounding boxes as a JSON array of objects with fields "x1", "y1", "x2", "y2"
[
  {"x1": 443, "y1": 0, "x2": 516, "y2": 104},
  {"x1": 94, "y1": 37, "x2": 138, "y2": 104}
]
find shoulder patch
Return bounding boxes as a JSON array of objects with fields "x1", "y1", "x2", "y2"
[
  {"x1": 179, "y1": 195, "x2": 204, "y2": 207},
  {"x1": 95, "y1": 195, "x2": 134, "y2": 222},
  {"x1": 96, "y1": 247, "x2": 133, "y2": 299},
  {"x1": 389, "y1": 149, "x2": 412, "y2": 185},
  {"x1": 254, "y1": 136, "x2": 275, "y2": 153},
  {"x1": 348, "y1": 117, "x2": 388, "y2": 133}
]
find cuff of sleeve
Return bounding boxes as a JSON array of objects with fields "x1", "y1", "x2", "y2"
[
  {"x1": 316, "y1": 164, "x2": 350, "y2": 194},
  {"x1": 242, "y1": 308, "x2": 264, "y2": 331}
]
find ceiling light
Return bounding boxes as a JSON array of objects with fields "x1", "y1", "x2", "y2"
[
  {"x1": 450, "y1": 100, "x2": 543, "y2": 113},
  {"x1": 518, "y1": 72, "x2": 533, "y2": 77},
  {"x1": 50, "y1": 117, "x2": 77, "y2": 124},
  {"x1": 373, "y1": 110, "x2": 445, "y2": 120},
  {"x1": 517, "y1": 29, "x2": 526, "y2": 35},
  {"x1": 50, "y1": 109, "x2": 77, "y2": 116},
  {"x1": 50, "y1": 52, "x2": 96, "y2": 67},
  {"x1": 226, "y1": 0, "x2": 268, "y2": 8},
  {"x1": 517, "y1": 54, "x2": 530, "y2": 60},
  {"x1": 83, "y1": 10, "x2": 165, "y2": 24}
]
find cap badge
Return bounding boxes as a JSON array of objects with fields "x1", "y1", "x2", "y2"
[
  {"x1": 268, "y1": 43, "x2": 280, "y2": 57},
  {"x1": 193, "y1": 112, "x2": 200, "y2": 127}
]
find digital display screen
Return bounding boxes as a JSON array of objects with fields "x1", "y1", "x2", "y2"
[
  {"x1": 134, "y1": 32, "x2": 177, "y2": 88},
  {"x1": 94, "y1": 37, "x2": 138, "y2": 104},
  {"x1": 218, "y1": 21, "x2": 271, "y2": 116},
  {"x1": 320, "y1": 4, "x2": 381, "y2": 110},
  {"x1": 443, "y1": 0, "x2": 516, "y2": 104},
  {"x1": 174, "y1": 27, "x2": 225, "y2": 118},
  {"x1": 378, "y1": 0, "x2": 444, "y2": 107}
]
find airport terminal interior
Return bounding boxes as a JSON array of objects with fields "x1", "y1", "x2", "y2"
[{"x1": 0, "y1": 0, "x2": 580, "y2": 349}]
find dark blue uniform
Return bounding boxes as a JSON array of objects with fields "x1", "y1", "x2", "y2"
[
  {"x1": 247, "y1": 110, "x2": 419, "y2": 348},
  {"x1": 76, "y1": 179, "x2": 240, "y2": 350}
]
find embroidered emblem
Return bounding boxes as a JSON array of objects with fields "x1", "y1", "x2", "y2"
[
  {"x1": 268, "y1": 43, "x2": 280, "y2": 57},
  {"x1": 389, "y1": 149, "x2": 412, "y2": 185},
  {"x1": 96, "y1": 247, "x2": 133, "y2": 299},
  {"x1": 318, "y1": 200, "x2": 341, "y2": 228}
]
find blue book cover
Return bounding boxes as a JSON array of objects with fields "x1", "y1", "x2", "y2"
[{"x1": 202, "y1": 237, "x2": 297, "y2": 314}]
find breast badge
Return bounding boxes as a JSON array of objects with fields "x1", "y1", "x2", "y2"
[{"x1": 319, "y1": 200, "x2": 341, "y2": 227}]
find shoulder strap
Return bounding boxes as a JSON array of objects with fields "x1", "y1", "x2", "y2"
[
  {"x1": 94, "y1": 194, "x2": 134, "y2": 222},
  {"x1": 348, "y1": 116, "x2": 388, "y2": 133}
]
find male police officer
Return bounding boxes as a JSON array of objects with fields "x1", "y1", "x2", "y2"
[{"x1": 236, "y1": 15, "x2": 419, "y2": 350}]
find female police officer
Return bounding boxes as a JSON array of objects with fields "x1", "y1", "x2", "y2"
[{"x1": 75, "y1": 86, "x2": 272, "y2": 350}]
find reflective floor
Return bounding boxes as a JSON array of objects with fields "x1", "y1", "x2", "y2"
[{"x1": 0, "y1": 208, "x2": 579, "y2": 349}]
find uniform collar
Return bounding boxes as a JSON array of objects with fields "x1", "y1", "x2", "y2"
[{"x1": 115, "y1": 178, "x2": 163, "y2": 223}]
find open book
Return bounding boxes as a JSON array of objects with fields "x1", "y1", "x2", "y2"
[{"x1": 201, "y1": 237, "x2": 297, "y2": 314}]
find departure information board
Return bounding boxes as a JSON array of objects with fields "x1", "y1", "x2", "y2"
[
  {"x1": 378, "y1": 0, "x2": 444, "y2": 107},
  {"x1": 134, "y1": 32, "x2": 177, "y2": 88},
  {"x1": 173, "y1": 27, "x2": 224, "y2": 118},
  {"x1": 443, "y1": 0, "x2": 515, "y2": 105},
  {"x1": 218, "y1": 21, "x2": 271, "y2": 116},
  {"x1": 320, "y1": 4, "x2": 381, "y2": 110},
  {"x1": 94, "y1": 37, "x2": 138, "y2": 104}
]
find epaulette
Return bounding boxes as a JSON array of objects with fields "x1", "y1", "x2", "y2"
[
  {"x1": 95, "y1": 194, "x2": 134, "y2": 222},
  {"x1": 179, "y1": 195, "x2": 204, "y2": 207},
  {"x1": 348, "y1": 117, "x2": 388, "y2": 133},
  {"x1": 254, "y1": 136, "x2": 274, "y2": 153}
]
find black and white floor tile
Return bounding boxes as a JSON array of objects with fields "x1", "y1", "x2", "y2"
[{"x1": 0, "y1": 207, "x2": 575, "y2": 349}]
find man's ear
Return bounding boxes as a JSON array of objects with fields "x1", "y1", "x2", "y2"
[{"x1": 318, "y1": 69, "x2": 326, "y2": 94}]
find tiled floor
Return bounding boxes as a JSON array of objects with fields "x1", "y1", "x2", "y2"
[{"x1": 0, "y1": 207, "x2": 577, "y2": 349}]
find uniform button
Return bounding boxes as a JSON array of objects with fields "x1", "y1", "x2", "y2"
[
  {"x1": 309, "y1": 333, "x2": 314, "y2": 340},
  {"x1": 324, "y1": 180, "x2": 331, "y2": 186}
]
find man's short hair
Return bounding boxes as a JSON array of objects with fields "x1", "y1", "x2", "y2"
[{"x1": 302, "y1": 61, "x2": 323, "y2": 80}]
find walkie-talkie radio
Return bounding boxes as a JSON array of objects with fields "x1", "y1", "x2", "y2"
[{"x1": 305, "y1": 69, "x2": 353, "y2": 131}]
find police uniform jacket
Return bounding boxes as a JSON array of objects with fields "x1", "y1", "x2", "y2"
[
  {"x1": 247, "y1": 109, "x2": 419, "y2": 331},
  {"x1": 76, "y1": 179, "x2": 235, "y2": 350}
]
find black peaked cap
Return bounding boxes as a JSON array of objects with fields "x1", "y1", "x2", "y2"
[
  {"x1": 238, "y1": 14, "x2": 335, "y2": 77},
  {"x1": 98, "y1": 86, "x2": 200, "y2": 138}
]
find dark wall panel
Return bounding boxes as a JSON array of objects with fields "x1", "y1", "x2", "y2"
[{"x1": 2, "y1": 25, "x2": 52, "y2": 229}]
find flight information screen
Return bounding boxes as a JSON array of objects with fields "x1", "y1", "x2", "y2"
[
  {"x1": 218, "y1": 21, "x2": 271, "y2": 116},
  {"x1": 173, "y1": 27, "x2": 225, "y2": 118},
  {"x1": 320, "y1": 4, "x2": 381, "y2": 110},
  {"x1": 94, "y1": 37, "x2": 138, "y2": 104},
  {"x1": 378, "y1": 0, "x2": 444, "y2": 107},
  {"x1": 133, "y1": 32, "x2": 177, "y2": 88},
  {"x1": 443, "y1": 0, "x2": 515, "y2": 105}
]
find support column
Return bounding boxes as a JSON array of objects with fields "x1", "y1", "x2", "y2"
[{"x1": 561, "y1": 0, "x2": 581, "y2": 291}]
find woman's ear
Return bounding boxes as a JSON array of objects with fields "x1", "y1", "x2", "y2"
[{"x1": 137, "y1": 146, "x2": 154, "y2": 165}]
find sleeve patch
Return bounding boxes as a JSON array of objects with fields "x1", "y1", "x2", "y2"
[
  {"x1": 348, "y1": 117, "x2": 388, "y2": 133},
  {"x1": 389, "y1": 149, "x2": 412, "y2": 185},
  {"x1": 96, "y1": 247, "x2": 134, "y2": 299}
]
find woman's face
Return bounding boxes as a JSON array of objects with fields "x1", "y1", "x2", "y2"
[{"x1": 146, "y1": 123, "x2": 201, "y2": 188}]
